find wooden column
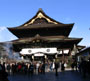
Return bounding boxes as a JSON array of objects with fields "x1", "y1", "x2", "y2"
[{"x1": 62, "y1": 49, "x2": 64, "y2": 62}]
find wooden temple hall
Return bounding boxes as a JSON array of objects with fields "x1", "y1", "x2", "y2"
[{"x1": 7, "y1": 8, "x2": 84, "y2": 62}]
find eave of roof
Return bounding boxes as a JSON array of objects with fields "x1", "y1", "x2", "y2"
[
  {"x1": 76, "y1": 47, "x2": 90, "y2": 56},
  {"x1": 7, "y1": 23, "x2": 74, "y2": 38},
  {"x1": 11, "y1": 35, "x2": 82, "y2": 44},
  {"x1": 8, "y1": 23, "x2": 74, "y2": 30},
  {"x1": 77, "y1": 45, "x2": 86, "y2": 50}
]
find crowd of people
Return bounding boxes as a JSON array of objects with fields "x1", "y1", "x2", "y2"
[
  {"x1": 0, "y1": 60, "x2": 66, "y2": 77},
  {"x1": 1, "y1": 58, "x2": 90, "y2": 81},
  {"x1": 0, "y1": 61, "x2": 46, "y2": 76}
]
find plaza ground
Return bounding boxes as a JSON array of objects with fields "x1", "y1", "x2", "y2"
[{"x1": 8, "y1": 70, "x2": 90, "y2": 81}]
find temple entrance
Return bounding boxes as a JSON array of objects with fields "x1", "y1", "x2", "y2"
[
  {"x1": 34, "y1": 56, "x2": 45, "y2": 61},
  {"x1": 46, "y1": 54, "x2": 55, "y2": 61},
  {"x1": 33, "y1": 52, "x2": 45, "y2": 61}
]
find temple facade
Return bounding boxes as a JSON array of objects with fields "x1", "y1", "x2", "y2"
[{"x1": 7, "y1": 9, "x2": 84, "y2": 62}]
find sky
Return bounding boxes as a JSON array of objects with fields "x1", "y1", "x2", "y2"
[{"x1": 0, "y1": 0, "x2": 90, "y2": 47}]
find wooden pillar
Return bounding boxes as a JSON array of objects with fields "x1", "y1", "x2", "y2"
[
  {"x1": 69, "y1": 49, "x2": 71, "y2": 56},
  {"x1": 62, "y1": 49, "x2": 64, "y2": 62}
]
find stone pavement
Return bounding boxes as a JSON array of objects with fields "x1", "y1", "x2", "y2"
[{"x1": 8, "y1": 70, "x2": 90, "y2": 81}]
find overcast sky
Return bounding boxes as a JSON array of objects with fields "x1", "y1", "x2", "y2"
[{"x1": 0, "y1": 0, "x2": 90, "y2": 46}]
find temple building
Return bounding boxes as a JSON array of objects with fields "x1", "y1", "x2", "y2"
[
  {"x1": 75, "y1": 47, "x2": 90, "y2": 62},
  {"x1": 7, "y1": 8, "x2": 84, "y2": 62}
]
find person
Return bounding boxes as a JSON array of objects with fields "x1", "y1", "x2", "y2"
[
  {"x1": 36, "y1": 62, "x2": 40, "y2": 74},
  {"x1": 77, "y1": 62, "x2": 82, "y2": 73},
  {"x1": 2, "y1": 62, "x2": 6, "y2": 72},
  {"x1": 51, "y1": 62, "x2": 55, "y2": 71},
  {"x1": 12, "y1": 63, "x2": 16, "y2": 75},
  {"x1": 28, "y1": 63, "x2": 34, "y2": 76},
  {"x1": 61, "y1": 61, "x2": 65, "y2": 71},
  {"x1": 41, "y1": 62, "x2": 45, "y2": 74},
  {"x1": 55, "y1": 61, "x2": 59, "y2": 76},
  {"x1": 71, "y1": 62, "x2": 75, "y2": 71},
  {"x1": 6, "y1": 63, "x2": 11, "y2": 75},
  {"x1": 87, "y1": 58, "x2": 90, "y2": 75},
  {"x1": 0, "y1": 62, "x2": 9, "y2": 81},
  {"x1": 80, "y1": 58, "x2": 87, "y2": 78}
]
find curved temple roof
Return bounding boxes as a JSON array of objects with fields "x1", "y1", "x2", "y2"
[{"x1": 7, "y1": 8, "x2": 74, "y2": 38}]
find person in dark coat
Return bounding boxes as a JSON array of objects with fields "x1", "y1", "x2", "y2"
[
  {"x1": 28, "y1": 63, "x2": 34, "y2": 76},
  {"x1": 41, "y1": 62, "x2": 45, "y2": 74},
  {"x1": 61, "y1": 61, "x2": 65, "y2": 71},
  {"x1": 55, "y1": 62, "x2": 59, "y2": 76},
  {"x1": 80, "y1": 58, "x2": 87, "y2": 78},
  {"x1": 87, "y1": 58, "x2": 90, "y2": 75},
  {"x1": 0, "y1": 62, "x2": 9, "y2": 81}
]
